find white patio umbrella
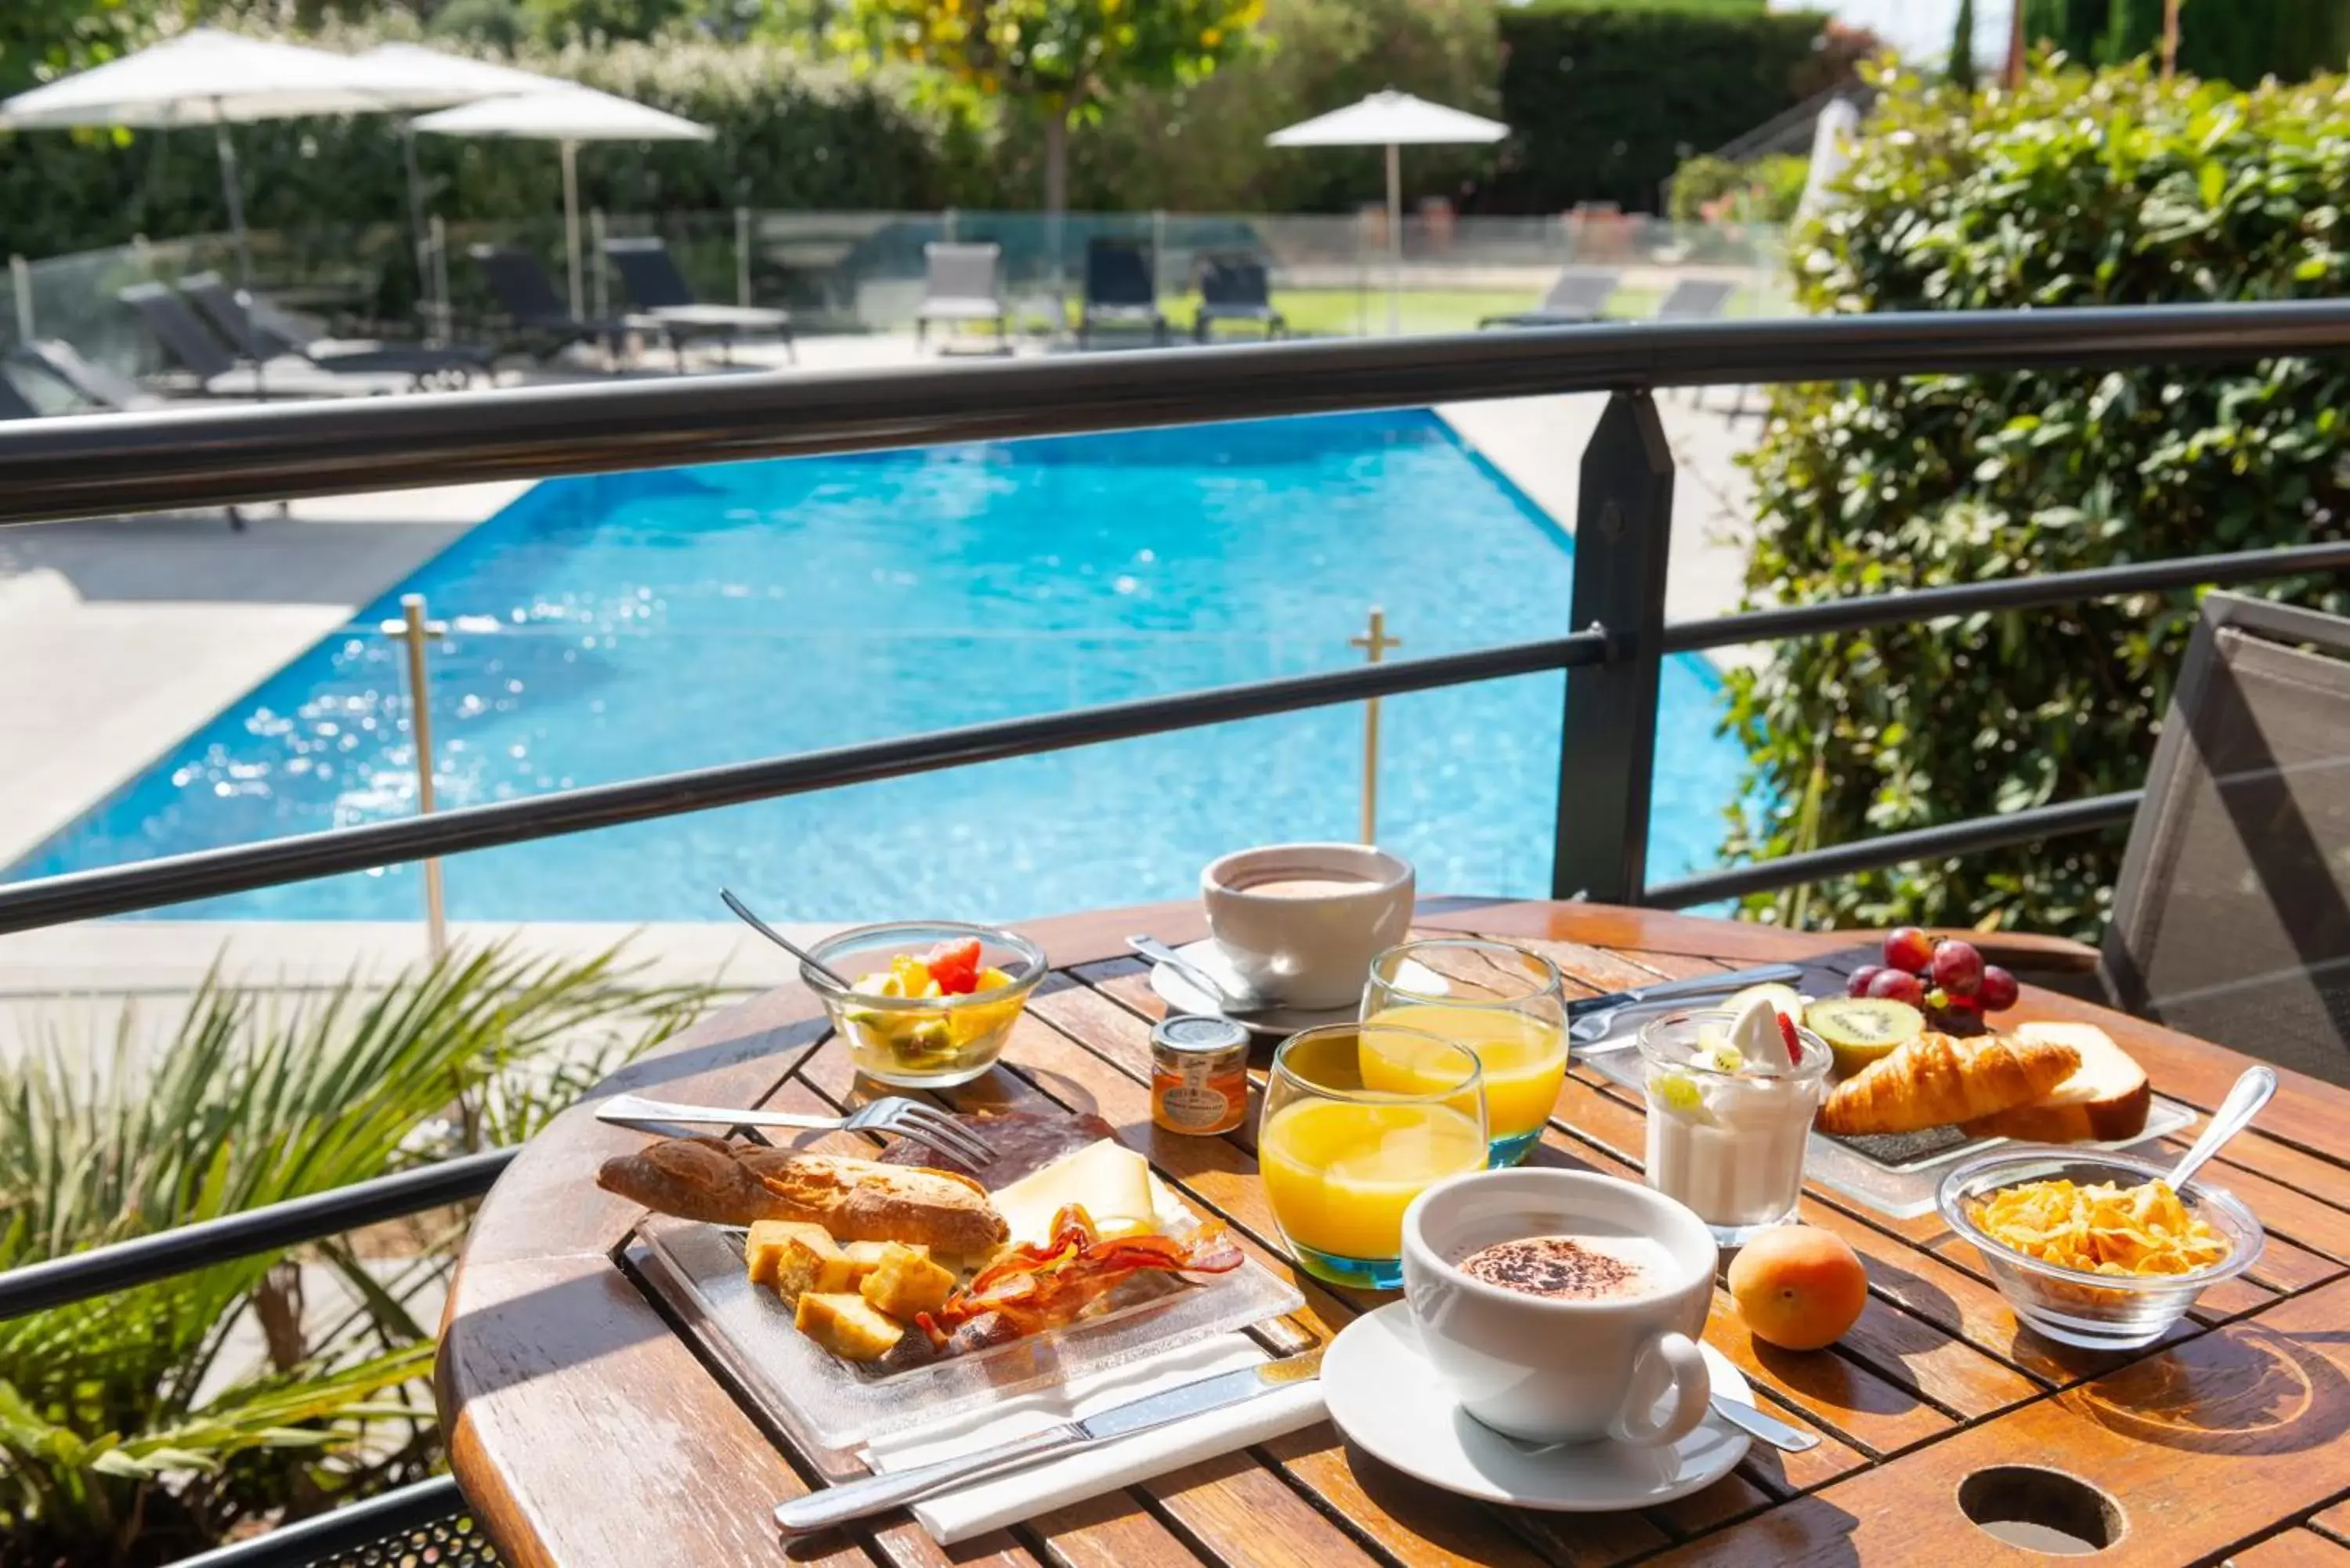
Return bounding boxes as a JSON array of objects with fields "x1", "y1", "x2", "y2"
[
  {"x1": 1267, "y1": 90, "x2": 1509, "y2": 335},
  {"x1": 355, "y1": 45, "x2": 578, "y2": 327},
  {"x1": 0, "y1": 28, "x2": 449, "y2": 290},
  {"x1": 412, "y1": 85, "x2": 713, "y2": 320}
]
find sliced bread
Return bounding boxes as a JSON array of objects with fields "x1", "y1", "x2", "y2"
[{"x1": 1960, "y1": 1022, "x2": 2150, "y2": 1143}]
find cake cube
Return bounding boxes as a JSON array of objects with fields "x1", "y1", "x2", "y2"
[
  {"x1": 859, "y1": 1242, "x2": 956, "y2": 1319},
  {"x1": 794, "y1": 1292, "x2": 905, "y2": 1361},
  {"x1": 744, "y1": 1220, "x2": 833, "y2": 1288}
]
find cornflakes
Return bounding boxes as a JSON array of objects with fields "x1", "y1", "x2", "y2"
[{"x1": 1972, "y1": 1176, "x2": 2230, "y2": 1277}]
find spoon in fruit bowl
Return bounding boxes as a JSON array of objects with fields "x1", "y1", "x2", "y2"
[
  {"x1": 720, "y1": 888, "x2": 856, "y2": 990},
  {"x1": 2164, "y1": 1065, "x2": 2277, "y2": 1190}
]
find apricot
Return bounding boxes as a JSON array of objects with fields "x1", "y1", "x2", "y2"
[{"x1": 1727, "y1": 1225, "x2": 1867, "y2": 1351}]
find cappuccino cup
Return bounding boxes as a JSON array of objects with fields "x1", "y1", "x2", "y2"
[
  {"x1": 1199, "y1": 844, "x2": 1414, "y2": 1010},
  {"x1": 1401, "y1": 1169, "x2": 1716, "y2": 1447}
]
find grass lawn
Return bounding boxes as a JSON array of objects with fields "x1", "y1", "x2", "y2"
[{"x1": 947, "y1": 283, "x2": 1733, "y2": 343}]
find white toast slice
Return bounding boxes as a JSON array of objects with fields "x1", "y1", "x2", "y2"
[{"x1": 1960, "y1": 1022, "x2": 2151, "y2": 1143}]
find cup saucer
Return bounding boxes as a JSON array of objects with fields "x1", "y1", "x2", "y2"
[
  {"x1": 1322, "y1": 1302, "x2": 1753, "y2": 1511},
  {"x1": 1145, "y1": 938, "x2": 1358, "y2": 1037}
]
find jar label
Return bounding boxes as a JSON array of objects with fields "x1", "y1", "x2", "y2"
[{"x1": 1159, "y1": 1082, "x2": 1235, "y2": 1130}]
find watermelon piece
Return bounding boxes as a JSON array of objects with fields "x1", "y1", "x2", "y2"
[{"x1": 926, "y1": 938, "x2": 984, "y2": 995}]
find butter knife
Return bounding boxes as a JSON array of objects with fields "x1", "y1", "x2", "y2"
[
  {"x1": 773, "y1": 1348, "x2": 1322, "y2": 1536},
  {"x1": 1566, "y1": 963, "x2": 1806, "y2": 1047}
]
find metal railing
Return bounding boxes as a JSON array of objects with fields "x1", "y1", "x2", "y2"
[{"x1": 5, "y1": 299, "x2": 2350, "y2": 1562}]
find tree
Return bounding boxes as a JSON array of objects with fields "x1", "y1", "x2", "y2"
[
  {"x1": 1947, "y1": 0, "x2": 1978, "y2": 89},
  {"x1": 843, "y1": 0, "x2": 1264, "y2": 215}
]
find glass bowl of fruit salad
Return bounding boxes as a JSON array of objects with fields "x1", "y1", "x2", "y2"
[{"x1": 804, "y1": 922, "x2": 1047, "y2": 1086}]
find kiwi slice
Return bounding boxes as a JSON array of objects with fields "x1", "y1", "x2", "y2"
[
  {"x1": 1726, "y1": 981, "x2": 1806, "y2": 1017},
  {"x1": 1805, "y1": 996, "x2": 1925, "y2": 1075}
]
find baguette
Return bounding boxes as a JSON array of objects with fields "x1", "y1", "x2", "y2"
[
  {"x1": 1819, "y1": 1031, "x2": 2081, "y2": 1136},
  {"x1": 598, "y1": 1136, "x2": 1007, "y2": 1255},
  {"x1": 1960, "y1": 1024, "x2": 2150, "y2": 1143}
]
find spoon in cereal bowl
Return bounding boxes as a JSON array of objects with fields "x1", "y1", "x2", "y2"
[{"x1": 2164, "y1": 1065, "x2": 2277, "y2": 1190}]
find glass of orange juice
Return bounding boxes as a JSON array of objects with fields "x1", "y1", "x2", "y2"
[
  {"x1": 1260, "y1": 1023, "x2": 1487, "y2": 1289},
  {"x1": 1362, "y1": 939, "x2": 1567, "y2": 1168}
]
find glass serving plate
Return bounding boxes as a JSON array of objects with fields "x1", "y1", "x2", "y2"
[
  {"x1": 1581, "y1": 1044, "x2": 2197, "y2": 1219},
  {"x1": 625, "y1": 1211, "x2": 1304, "y2": 1468}
]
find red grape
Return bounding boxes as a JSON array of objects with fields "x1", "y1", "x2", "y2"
[
  {"x1": 1930, "y1": 939, "x2": 1985, "y2": 997},
  {"x1": 1977, "y1": 965, "x2": 2020, "y2": 1011},
  {"x1": 1882, "y1": 927, "x2": 1936, "y2": 973},
  {"x1": 1846, "y1": 963, "x2": 1888, "y2": 998},
  {"x1": 1865, "y1": 968, "x2": 1925, "y2": 1006}
]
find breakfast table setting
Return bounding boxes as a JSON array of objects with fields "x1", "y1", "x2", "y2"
[{"x1": 435, "y1": 844, "x2": 2350, "y2": 1567}]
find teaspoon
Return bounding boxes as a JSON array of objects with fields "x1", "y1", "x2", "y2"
[
  {"x1": 720, "y1": 887, "x2": 856, "y2": 989},
  {"x1": 1126, "y1": 934, "x2": 1274, "y2": 1015},
  {"x1": 2164, "y1": 1065, "x2": 2276, "y2": 1190}
]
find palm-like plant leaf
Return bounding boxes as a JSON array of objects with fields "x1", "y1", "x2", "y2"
[{"x1": 0, "y1": 941, "x2": 709, "y2": 1565}]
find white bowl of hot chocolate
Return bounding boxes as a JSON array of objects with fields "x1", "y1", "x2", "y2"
[{"x1": 1401, "y1": 1169, "x2": 1719, "y2": 1447}]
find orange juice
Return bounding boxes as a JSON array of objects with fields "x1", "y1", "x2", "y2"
[
  {"x1": 1361, "y1": 1004, "x2": 1567, "y2": 1142},
  {"x1": 1259, "y1": 1097, "x2": 1488, "y2": 1261}
]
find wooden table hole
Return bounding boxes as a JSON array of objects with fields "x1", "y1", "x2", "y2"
[{"x1": 1956, "y1": 1466, "x2": 2124, "y2": 1555}]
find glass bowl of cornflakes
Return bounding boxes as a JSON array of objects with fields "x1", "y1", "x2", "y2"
[{"x1": 1937, "y1": 1147, "x2": 2264, "y2": 1349}]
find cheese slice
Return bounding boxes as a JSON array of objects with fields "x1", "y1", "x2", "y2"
[{"x1": 992, "y1": 1139, "x2": 1160, "y2": 1248}]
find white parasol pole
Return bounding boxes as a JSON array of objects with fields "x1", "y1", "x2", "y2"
[
  {"x1": 562, "y1": 137, "x2": 583, "y2": 320},
  {"x1": 1385, "y1": 141, "x2": 1402, "y2": 337},
  {"x1": 210, "y1": 110, "x2": 254, "y2": 291}
]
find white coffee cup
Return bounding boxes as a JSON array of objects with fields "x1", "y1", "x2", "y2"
[
  {"x1": 1401, "y1": 1169, "x2": 1716, "y2": 1447},
  {"x1": 1198, "y1": 844, "x2": 1415, "y2": 1010}
]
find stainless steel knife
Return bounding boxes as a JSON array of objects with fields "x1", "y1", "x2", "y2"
[{"x1": 772, "y1": 1347, "x2": 1323, "y2": 1536}]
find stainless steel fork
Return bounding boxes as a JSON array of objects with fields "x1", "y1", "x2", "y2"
[{"x1": 593, "y1": 1092, "x2": 997, "y2": 1167}]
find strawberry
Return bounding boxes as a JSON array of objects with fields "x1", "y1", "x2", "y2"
[{"x1": 1776, "y1": 1008, "x2": 1804, "y2": 1064}]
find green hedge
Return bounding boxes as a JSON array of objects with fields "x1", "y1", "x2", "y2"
[
  {"x1": 2021, "y1": 0, "x2": 2350, "y2": 85},
  {"x1": 0, "y1": 31, "x2": 997, "y2": 265},
  {"x1": 1725, "y1": 57, "x2": 2350, "y2": 938},
  {"x1": 1494, "y1": 0, "x2": 1828, "y2": 212}
]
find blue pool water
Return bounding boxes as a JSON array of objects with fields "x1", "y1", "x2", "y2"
[{"x1": 7, "y1": 411, "x2": 1749, "y2": 921}]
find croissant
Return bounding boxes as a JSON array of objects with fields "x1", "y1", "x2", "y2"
[{"x1": 1818, "y1": 1032, "x2": 2082, "y2": 1136}]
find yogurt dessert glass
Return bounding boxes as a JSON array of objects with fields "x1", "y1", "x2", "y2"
[{"x1": 1637, "y1": 1002, "x2": 1831, "y2": 1245}]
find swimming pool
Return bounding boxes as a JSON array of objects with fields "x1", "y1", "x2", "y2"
[{"x1": 6, "y1": 410, "x2": 1750, "y2": 921}]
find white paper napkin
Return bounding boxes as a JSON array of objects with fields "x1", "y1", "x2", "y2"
[{"x1": 860, "y1": 1333, "x2": 1325, "y2": 1545}]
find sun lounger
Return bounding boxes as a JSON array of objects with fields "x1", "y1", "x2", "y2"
[
  {"x1": 914, "y1": 242, "x2": 1009, "y2": 349},
  {"x1": 2, "y1": 341, "x2": 249, "y2": 526},
  {"x1": 1654, "y1": 278, "x2": 1737, "y2": 322},
  {"x1": 1479, "y1": 268, "x2": 1620, "y2": 328},
  {"x1": 1193, "y1": 255, "x2": 1286, "y2": 342},
  {"x1": 467, "y1": 245, "x2": 632, "y2": 364},
  {"x1": 9, "y1": 339, "x2": 172, "y2": 412},
  {"x1": 1079, "y1": 239, "x2": 1169, "y2": 348},
  {"x1": 0, "y1": 360, "x2": 42, "y2": 421},
  {"x1": 602, "y1": 237, "x2": 793, "y2": 367},
  {"x1": 117, "y1": 283, "x2": 418, "y2": 399},
  {"x1": 178, "y1": 272, "x2": 494, "y2": 387}
]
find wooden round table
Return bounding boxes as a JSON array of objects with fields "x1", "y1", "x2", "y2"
[{"x1": 439, "y1": 900, "x2": 2350, "y2": 1568}]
